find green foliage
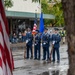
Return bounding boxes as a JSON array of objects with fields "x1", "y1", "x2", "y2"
[
  {"x1": 41, "y1": 0, "x2": 64, "y2": 27},
  {"x1": 51, "y1": 2, "x2": 64, "y2": 26},
  {"x1": 41, "y1": 0, "x2": 49, "y2": 13},
  {"x1": 41, "y1": 0, "x2": 51, "y2": 26},
  {"x1": 4, "y1": 0, "x2": 13, "y2": 8},
  {"x1": 48, "y1": 0, "x2": 57, "y2": 2}
]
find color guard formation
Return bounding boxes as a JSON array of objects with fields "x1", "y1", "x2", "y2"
[{"x1": 25, "y1": 27, "x2": 61, "y2": 63}]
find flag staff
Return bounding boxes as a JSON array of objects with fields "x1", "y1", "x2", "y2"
[{"x1": 32, "y1": 9, "x2": 37, "y2": 35}]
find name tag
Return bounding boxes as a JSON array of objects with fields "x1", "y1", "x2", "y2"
[
  {"x1": 26, "y1": 40, "x2": 28, "y2": 44},
  {"x1": 35, "y1": 44, "x2": 37, "y2": 45},
  {"x1": 43, "y1": 43, "x2": 46, "y2": 45},
  {"x1": 52, "y1": 41, "x2": 55, "y2": 45}
]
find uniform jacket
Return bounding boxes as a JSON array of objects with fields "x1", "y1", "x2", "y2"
[
  {"x1": 34, "y1": 33, "x2": 41, "y2": 46},
  {"x1": 42, "y1": 32, "x2": 50, "y2": 47},
  {"x1": 52, "y1": 34, "x2": 61, "y2": 48},
  {"x1": 26, "y1": 32, "x2": 33, "y2": 46}
]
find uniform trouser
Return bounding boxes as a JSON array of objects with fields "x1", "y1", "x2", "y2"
[
  {"x1": 52, "y1": 47, "x2": 60, "y2": 62},
  {"x1": 26, "y1": 44, "x2": 33, "y2": 58},
  {"x1": 34, "y1": 44, "x2": 40, "y2": 59},
  {"x1": 43, "y1": 46, "x2": 49, "y2": 60}
]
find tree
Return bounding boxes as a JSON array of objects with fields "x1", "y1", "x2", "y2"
[
  {"x1": 31, "y1": 0, "x2": 65, "y2": 27},
  {"x1": 41, "y1": 0, "x2": 49, "y2": 14},
  {"x1": 4, "y1": 0, "x2": 13, "y2": 9},
  {"x1": 49, "y1": 2, "x2": 64, "y2": 26},
  {"x1": 53, "y1": 3, "x2": 64, "y2": 26},
  {"x1": 41, "y1": 0, "x2": 65, "y2": 27},
  {"x1": 41, "y1": 0, "x2": 51, "y2": 26},
  {"x1": 62, "y1": 0, "x2": 75, "y2": 75}
]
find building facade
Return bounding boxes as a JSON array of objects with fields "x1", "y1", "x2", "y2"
[
  {"x1": 7, "y1": 0, "x2": 41, "y2": 13},
  {"x1": 6, "y1": 0, "x2": 55, "y2": 34}
]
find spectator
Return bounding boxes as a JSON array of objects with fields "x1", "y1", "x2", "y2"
[
  {"x1": 22, "y1": 30, "x2": 27, "y2": 42},
  {"x1": 12, "y1": 33, "x2": 18, "y2": 43},
  {"x1": 18, "y1": 32, "x2": 22, "y2": 42}
]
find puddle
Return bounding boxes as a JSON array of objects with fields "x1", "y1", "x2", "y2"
[
  {"x1": 38, "y1": 71, "x2": 49, "y2": 75},
  {"x1": 51, "y1": 70, "x2": 59, "y2": 75},
  {"x1": 38, "y1": 70, "x2": 67, "y2": 75},
  {"x1": 14, "y1": 66, "x2": 31, "y2": 71}
]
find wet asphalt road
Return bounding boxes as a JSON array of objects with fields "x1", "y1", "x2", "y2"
[{"x1": 12, "y1": 44, "x2": 68, "y2": 75}]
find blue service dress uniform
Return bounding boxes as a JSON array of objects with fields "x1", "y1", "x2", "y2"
[
  {"x1": 52, "y1": 33, "x2": 61, "y2": 62},
  {"x1": 26, "y1": 32, "x2": 33, "y2": 59},
  {"x1": 42, "y1": 32, "x2": 50, "y2": 60},
  {"x1": 34, "y1": 33, "x2": 41, "y2": 60}
]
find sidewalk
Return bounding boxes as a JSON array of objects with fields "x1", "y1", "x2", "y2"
[{"x1": 12, "y1": 44, "x2": 68, "y2": 75}]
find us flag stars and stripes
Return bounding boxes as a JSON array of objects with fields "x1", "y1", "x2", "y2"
[{"x1": 0, "y1": 0, "x2": 14, "y2": 75}]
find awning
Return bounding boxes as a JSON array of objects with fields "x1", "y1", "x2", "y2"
[{"x1": 5, "y1": 10, "x2": 55, "y2": 19}]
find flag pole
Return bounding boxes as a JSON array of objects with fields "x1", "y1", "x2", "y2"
[
  {"x1": 35, "y1": 9, "x2": 37, "y2": 25},
  {"x1": 32, "y1": 9, "x2": 37, "y2": 35}
]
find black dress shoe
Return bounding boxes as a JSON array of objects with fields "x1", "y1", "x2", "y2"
[
  {"x1": 26, "y1": 57, "x2": 29, "y2": 59},
  {"x1": 42, "y1": 59, "x2": 45, "y2": 60},
  {"x1": 57, "y1": 60, "x2": 60, "y2": 63},
  {"x1": 30, "y1": 57, "x2": 33, "y2": 59},
  {"x1": 34, "y1": 58, "x2": 37, "y2": 60},
  {"x1": 46, "y1": 59, "x2": 49, "y2": 61},
  {"x1": 37, "y1": 58, "x2": 40, "y2": 60},
  {"x1": 52, "y1": 60, "x2": 55, "y2": 63}
]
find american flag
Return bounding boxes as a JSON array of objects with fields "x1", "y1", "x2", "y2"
[
  {"x1": 32, "y1": 23, "x2": 37, "y2": 32},
  {"x1": 32, "y1": 23, "x2": 37, "y2": 35},
  {"x1": 0, "y1": 0, "x2": 13, "y2": 75},
  {"x1": 32, "y1": 13, "x2": 37, "y2": 35}
]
